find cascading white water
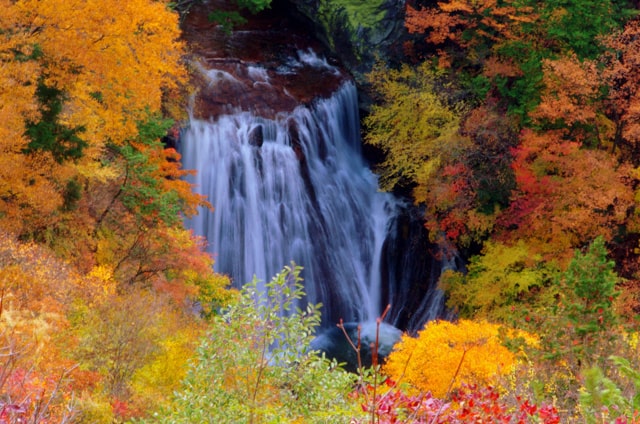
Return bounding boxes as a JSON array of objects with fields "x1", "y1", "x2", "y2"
[{"x1": 181, "y1": 82, "x2": 401, "y2": 325}]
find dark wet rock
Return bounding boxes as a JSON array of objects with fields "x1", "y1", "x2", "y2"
[
  {"x1": 181, "y1": 0, "x2": 349, "y2": 120},
  {"x1": 311, "y1": 321, "x2": 402, "y2": 372},
  {"x1": 248, "y1": 124, "x2": 264, "y2": 147}
]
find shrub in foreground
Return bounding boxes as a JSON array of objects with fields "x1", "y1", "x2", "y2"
[{"x1": 145, "y1": 264, "x2": 359, "y2": 424}]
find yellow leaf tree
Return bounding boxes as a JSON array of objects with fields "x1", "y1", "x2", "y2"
[
  {"x1": 441, "y1": 240, "x2": 557, "y2": 321},
  {"x1": 383, "y1": 319, "x2": 518, "y2": 398},
  {"x1": 364, "y1": 61, "x2": 467, "y2": 193}
]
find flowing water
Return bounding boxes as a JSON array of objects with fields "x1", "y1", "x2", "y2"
[
  {"x1": 180, "y1": 3, "x2": 450, "y2": 332},
  {"x1": 183, "y1": 79, "x2": 400, "y2": 325}
]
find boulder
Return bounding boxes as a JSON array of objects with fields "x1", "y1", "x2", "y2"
[{"x1": 311, "y1": 321, "x2": 402, "y2": 372}]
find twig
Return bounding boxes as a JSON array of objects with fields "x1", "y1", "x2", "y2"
[
  {"x1": 338, "y1": 305, "x2": 392, "y2": 424},
  {"x1": 427, "y1": 347, "x2": 470, "y2": 424},
  {"x1": 250, "y1": 327, "x2": 270, "y2": 424},
  {"x1": 337, "y1": 319, "x2": 364, "y2": 383},
  {"x1": 370, "y1": 304, "x2": 391, "y2": 424},
  {"x1": 32, "y1": 364, "x2": 79, "y2": 423}
]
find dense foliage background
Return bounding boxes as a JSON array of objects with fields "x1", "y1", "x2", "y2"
[{"x1": 358, "y1": 0, "x2": 640, "y2": 421}]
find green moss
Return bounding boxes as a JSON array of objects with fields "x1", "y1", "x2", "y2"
[
  {"x1": 319, "y1": 0, "x2": 387, "y2": 30},
  {"x1": 339, "y1": 1, "x2": 387, "y2": 30},
  {"x1": 317, "y1": 0, "x2": 389, "y2": 57}
]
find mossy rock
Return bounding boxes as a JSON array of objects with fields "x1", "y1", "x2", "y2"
[{"x1": 288, "y1": 0, "x2": 407, "y2": 85}]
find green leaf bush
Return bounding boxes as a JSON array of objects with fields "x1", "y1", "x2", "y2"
[{"x1": 146, "y1": 264, "x2": 360, "y2": 424}]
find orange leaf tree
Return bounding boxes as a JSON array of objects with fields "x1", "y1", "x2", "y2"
[
  {"x1": 601, "y1": 18, "x2": 640, "y2": 161},
  {"x1": 0, "y1": 0, "x2": 226, "y2": 306},
  {"x1": 497, "y1": 130, "x2": 634, "y2": 261},
  {"x1": 405, "y1": 0, "x2": 543, "y2": 120},
  {"x1": 0, "y1": 0, "x2": 186, "y2": 236}
]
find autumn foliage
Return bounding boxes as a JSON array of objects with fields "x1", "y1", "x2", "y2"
[
  {"x1": 383, "y1": 319, "x2": 519, "y2": 398},
  {"x1": 360, "y1": 5, "x2": 640, "y2": 418},
  {"x1": 0, "y1": 0, "x2": 186, "y2": 235},
  {"x1": 372, "y1": 0, "x2": 640, "y2": 263},
  {"x1": 0, "y1": 0, "x2": 233, "y2": 422}
]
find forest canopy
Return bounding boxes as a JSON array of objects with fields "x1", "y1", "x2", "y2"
[{"x1": 4, "y1": 0, "x2": 640, "y2": 422}]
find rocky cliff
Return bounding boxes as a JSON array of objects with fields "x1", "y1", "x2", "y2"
[{"x1": 285, "y1": 0, "x2": 408, "y2": 89}]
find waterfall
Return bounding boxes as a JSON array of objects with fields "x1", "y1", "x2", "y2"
[{"x1": 181, "y1": 80, "x2": 448, "y2": 330}]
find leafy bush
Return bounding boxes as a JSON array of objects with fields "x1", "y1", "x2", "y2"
[
  {"x1": 579, "y1": 356, "x2": 640, "y2": 423},
  {"x1": 383, "y1": 319, "x2": 520, "y2": 398},
  {"x1": 351, "y1": 381, "x2": 560, "y2": 423},
  {"x1": 441, "y1": 240, "x2": 557, "y2": 321},
  {"x1": 146, "y1": 264, "x2": 359, "y2": 423}
]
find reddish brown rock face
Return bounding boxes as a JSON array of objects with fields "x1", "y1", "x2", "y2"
[{"x1": 181, "y1": 1, "x2": 350, "y2": 120}]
